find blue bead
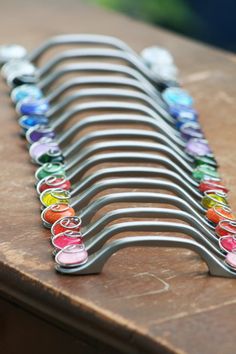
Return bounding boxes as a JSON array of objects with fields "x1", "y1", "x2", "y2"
[
  {"x1": 11, "y1": 84, "x2": 43, "y2": 103},
  {"x1": 162, "y1": 87, "x2": 193, "y2": 107},
  {"x1": 18, "y1": 115, "x2": 49, "y2": 130},
  {"x1": 17, "y1": 98, "x2": 49, "y2": 116}
]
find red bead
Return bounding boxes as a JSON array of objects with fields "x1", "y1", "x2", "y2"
[
  {"x1": 38, "y1": 176, "x2": 71, "y2": 193},
  {"x1": 51, "y1": 216, "x2": 82, "y2": 236},
  {"x1": 215, "y1": 220, "x2": 236, "y2": 237},
  {"x1": 42, "y1": 203, "x2": 75, "y2": 225},
  {"x1": 199, "y1": 180, "x2": 228, "y2": 193}
]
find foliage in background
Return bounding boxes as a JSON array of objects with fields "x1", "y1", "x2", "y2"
[{"x1": 88, "y1": 0, "x2": 236, "y2": 52}]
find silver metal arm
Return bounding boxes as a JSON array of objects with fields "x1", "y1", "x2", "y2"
[
  {"x1": 63, "y1": 129, "x2": 193, "y2": 163},
  {"x1": 82, "y1": 207, "x2": 216, "y2": 243},
  {"x1": 37, "y1": 48, "x2": 162, "y2": 84},
  {"x1": 65, "y1": 140, "x2": 193, "y2": 174},
  {"x1": 84, "y1": 220, "x2": 221, "y2": 255},
  {"x1": 71, "y1": 166, "x2": 201, "y2": 199},
  {"x1": 66, "y1": 152, "x2": 198, "y2": 187},
  {"x1": 39, "y1": 63, "x2": 159, "y2": 93},
  {"x1": 57, "y1": 113, "x2": 186, "y2": 151},
  {"x1": 69, "y1": 177, "x2": 204, "y2": 213},
  {"x1": 47, "y1": 87, "x2": 176, "y2": 123},
  {"x1": 28, "y1": 34, "x2": 139, "y2": 63},
  {"x1": 55, "y1": 236, "x2": 235, "y2": 278},
  {"x1": 79, "y1": 192, "x2": 213, "y2": 230},
  {"x1": 50, "y1": 101, "x2": 182, "y2": 143}
]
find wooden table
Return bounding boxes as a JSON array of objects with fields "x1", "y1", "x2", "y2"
[{"x1": 0, "y1": 1, "x2": 236, "y2": 353}]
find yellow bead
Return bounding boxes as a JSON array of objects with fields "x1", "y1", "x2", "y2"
[
  {"x1": 202, "y1": 193, "x2": 228, "y2": 209},
  {"x1": 40, "y1": 189, "x2": 70, "y2": 207}
]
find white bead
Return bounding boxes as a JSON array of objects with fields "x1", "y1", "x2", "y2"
[
  {"x1": 0, "y1": 45, "x2": 27, "y2": 64},
  {"x1": 1, "y1": 59, "x2": 36, "y2": 79},
  {"x1": 141, "y1": 46, "x2": 174, "y2": 67},
  {"x1": 152, "y1": 63, "x2": 178, "y2": 81}
]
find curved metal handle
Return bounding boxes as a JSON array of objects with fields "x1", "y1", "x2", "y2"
[
  {"x1": 51, "y1": 101, "x2": 182, "y2": 145},
  {"x1": 29, "y1": 34, "x2": 138, "y2": 62},
  {"x1": 84, "y1": 220, "x2": 221, "y2": 256},
  {"x1": 70, "y1": 177, "x2": 204, "y2": 213},
  {"x1": 82, "y1": 207, "x2": 216, "y2": 243},
  {"x1": 47, "y1": 87, "x2": 174, "y2": 124},
  {"x1": 63, "y1": 128, "x2": 192, "y2": 163},
  {"x1": 66, "y1": 152, "x2": 198, "y2": 187},
  {"x1": 55, "y1": 236, "x2": 235, "y2": 278},
  {"x1": 79, "y1": 192, "x2": 213, "y2": 230},
  {"x1": 66, "y1": 140, "x2": 193, "y2": 174},
  {"x1": 38, "y1": 48, "x2": 162, "y2": 84},
  {"x1": 58, "y1": 113, "x2": 185, "y2": 150},
  {"x1": 72, "y1": 166, "x2": 200, "y2": 198}
]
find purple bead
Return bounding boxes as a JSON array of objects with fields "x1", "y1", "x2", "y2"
[
  {"x1": 29, "y1": 138, "x2": 58, "y2": 161},
  {"x1": 185, "y1": 138, "x2": 212, "y2": 157},
  {"x1": 26, "y1": 126, "x2": 55, "y2": 144},
  {"x1": 180, "y1": 122, "x2": 204, "y2": 140},
  {"x1": 16, "y1": 98, "x2": 49, "y2": 116}
]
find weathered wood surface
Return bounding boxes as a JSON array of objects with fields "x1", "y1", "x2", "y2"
[{"x1": 0, "y1": 1, "x2": 236, "y2": 353}]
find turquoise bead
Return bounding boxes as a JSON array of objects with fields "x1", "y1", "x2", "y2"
[
  {"x1": 11, "y1": 84, "x2": 43, "y2": 103},
  {"x1": 162, "y1": 87, "x2": 193, "y2": 107}
]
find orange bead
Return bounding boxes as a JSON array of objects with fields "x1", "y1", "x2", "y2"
[
  {"x1": 41, "y1": 203, "x2": 75, "y2": 226},
  {"x1": 206, "y1": 206, "x2": 235, "y2": 225}
]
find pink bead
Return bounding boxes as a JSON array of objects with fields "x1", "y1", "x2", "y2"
[
  {"x1": 225, "y1": 252, "x2": 236, "y2": 269},
  {"x1": 52, "y1": 231, "x2": 82, "y2": 250},
  {"x1": 55, "y1": 244, "x2": 88, "y2": 266},
  {"x1": 219, "y1": 236, "x2": 236, "y2": 253}
]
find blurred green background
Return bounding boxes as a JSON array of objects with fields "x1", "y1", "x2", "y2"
[{"x1": 89, "y1": 0, "x2": 235, "y2": 52}]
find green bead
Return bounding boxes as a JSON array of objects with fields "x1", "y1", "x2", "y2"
[
  {"x1": 194, "y1": 155, "x2": 217, "y2": 168},
  {"x1": 192, "y1": 164, "x2": 220, "y2": 181},
  {"x1": 35, "y1": 162, "x2": 65, "y2": 180}
]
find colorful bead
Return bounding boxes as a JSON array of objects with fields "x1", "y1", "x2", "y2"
[
  {"x1": 201, "y1": 191, "x2": 228, "y2": 209},
  {"x1": 55, "y1": 244, "x2": 88, "y2": 267},
  {"x1": 35, "y1": 162, "x2": 65, "y2": 180},
  {"x1": 11, "y1": 84, "x2": 43, "y2": 103},
  {"x1": 51, "y1": 231, "x2": 82, "y2": 250},
  {"x1": 219, "y1": 236, "x2": 236, "y2": 253},
  {"x1": 37, "y1": 176, "x2": 71, "y2": 194},
  {"x1": 162, "y1": 87, "x2": 193, "y2": 107},
  {"x1": 199, "y1": 180, "x2": 228, "y2": 193},
  {"x1": 192, "y1": 164, "x2": 220, "y2": 181},
  {"x1": 2, "y1": 59, "x2": 35, "y2": 79},
  {"x1": 225, "y1": 252, "x2": 236, "y2": 269},
  {"x1": 16, "y1": 98, "x2": 49, "y2": 116},
  {"x1": 0, "y1": 45, "x2": 27, "y2": 64},
  {"x1": 29, "y1": 139, "x2": 58, "y2": 161},
  {"x1": 169, "y1": 105, "x2": 198, "y2": 120},
  {"x1": 12, "y1": 74, "x2": 38, "y2": 87},
  {"x1": 36, "y1": 148, "x2": 64, "y2": 165},
  {"x1": 206, "y1": 206, "x2": 235, "y2": 224},
  {"x1": 194, "y1": 155, "x2": 217, "y2": 167},
  {"x1": 41, "y1": 203, "x2": 75, "y2": 226},
  {"x1": 141, "y1": 46, "x2": 174, "y2": 67},
  {"x1": 26, "y1": 126, "x2": 55, "y2": 144},
  {"x1": 215, "y1": 220, "x2": 236, "y2": 238},
  {"x1": 180, "y1": 122, "x2": 204, "y2": 140},
  {"x1": 185, "y1": 138, "x2": 212, "y2": 157},
  {"x1": 51, "y1": 216, "x2": 82, "y2": 236},
  {"x1": 40, "y1": 188, "x2": 71, "y2": 207},
  {"x1": 18, "y1": 115, "x2": 48, "y2": 131}
]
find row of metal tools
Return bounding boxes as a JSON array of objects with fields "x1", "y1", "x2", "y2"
[{"x1": 1, "y1": 34, "x2": 236, "y2": 277}]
